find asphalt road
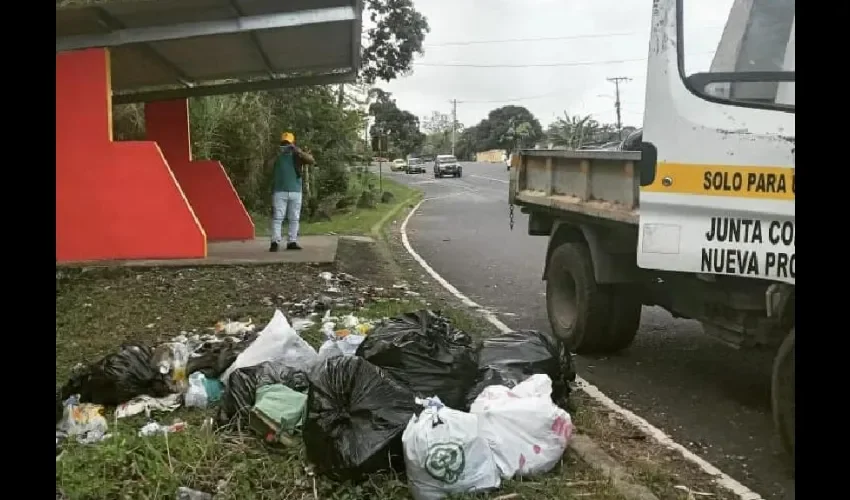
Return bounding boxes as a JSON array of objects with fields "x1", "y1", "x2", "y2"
[{"x1": 378, "y1": 161, "x2": 794, "y2": 500}]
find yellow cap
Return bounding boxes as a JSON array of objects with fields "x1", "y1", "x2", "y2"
[{"x1": 281, "y1": 131, "x2": 295, "y2": 143}]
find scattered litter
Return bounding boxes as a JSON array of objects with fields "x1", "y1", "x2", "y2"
[
  {"x1": 176, "y1": 487, "x2": 213, "y2": 500},
  {"x1": 115, "y1": 393, "x2": 182, "y2": 419},
  {"x1": 185, "y1": 332, "x2": 258, "y2": 379},
  {"x1": 213, "y1": 319, "x2": 256, "y2": 335},
  {"x1": 291, "y1": 317, "x2": 316, "y2": 333},
  {"x1": 139, "y1": 420, "x2": 187, "y2": 437},
  {"x1": 470, "y1": 375, "x2": 573, "y2": 479},
  {"x1": 674, "y1": 485, "x2": 715, "y2": 498},
  {"x1": 57, "y1": 395, "x2": 110, "y2": 444},
  {"x1": 466, "y1": 330, "x2": 574, "y2": 408},
  {"x1": 60, "y1": 343, "x2": 176, "y2": 406},
  {"x1": 356, "y1": 310, "x2": 477, "y2": 409},
  {"x1": 220, "y1": 309, "x2": 318, "y2": 383},
  {"x1": 403, "y1": 397, "x2": 500, "y2": 500},
  {"x1": 220, "y1": 361, "x2": 308, "y2": 424},
  {"x1": 304, "y1": 356, "x2": 417, "y2": 479}
]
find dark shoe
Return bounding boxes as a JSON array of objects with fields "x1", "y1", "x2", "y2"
[
  {"x1": 269, "y1": 242, "x2": 279, "y2": 252},
  {"x1": 286, "y1": 242, "x2": 302, "y2": 250}
]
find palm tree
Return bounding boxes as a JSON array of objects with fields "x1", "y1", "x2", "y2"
[{"x1": 547, "y1": 112, "x2": 602, "y2": 149}]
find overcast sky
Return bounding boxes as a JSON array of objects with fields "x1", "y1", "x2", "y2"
[{"x1": 377, "y1": 0, "x2": 731, "y2": 130}]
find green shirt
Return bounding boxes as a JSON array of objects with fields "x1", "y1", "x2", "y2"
[{"x1": 273, "y1": 150, "x2": 302, "y2": 193}]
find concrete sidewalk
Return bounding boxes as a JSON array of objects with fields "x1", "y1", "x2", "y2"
[{"x1": 57, "y1": 236, "x2": 339, "y2": 268}]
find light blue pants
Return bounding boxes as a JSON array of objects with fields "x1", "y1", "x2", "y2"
[{"x1": 271, "y1": 191, "x2": 302, "y2": 244}]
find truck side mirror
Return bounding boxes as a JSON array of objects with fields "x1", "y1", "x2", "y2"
[{"x1": 637, "y1": 142, "x2": 657, "y2": 187}]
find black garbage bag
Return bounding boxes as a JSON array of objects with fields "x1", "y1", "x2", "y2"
[
  {"x1": 303, "y1": 356, "x2": 416, "y2": 479},
  {"x1": 354, "y1": 310, "x2": 478, "y2": 409},
  {"x1": 59, "y1": 343, "x2": 172, "y2": 406},
  {"x1": 465, "y1": 330, "x2": 575, "y2": 408},
  {"x1": 187, "y1": 333, "x2": 258, "y2": 379},
  {"x1": 219, "y1": 361, "x2": 309, "y2": 424}
]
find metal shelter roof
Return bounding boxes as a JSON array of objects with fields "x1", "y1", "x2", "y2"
[{"x1": 56, "y1": 0, "x2": 363, "y2": 104}]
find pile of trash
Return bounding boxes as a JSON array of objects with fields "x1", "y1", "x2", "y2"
[{"x1": 56, "y1": 302, "x2": 577, "y2": 499}]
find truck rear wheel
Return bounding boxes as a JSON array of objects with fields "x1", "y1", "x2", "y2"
[
  {"x1": 546, "y1": 242, "x2": 641, "y2": 354},
  {"x1": 771, "y1": 327, "x2": 795, "y2": 464}
]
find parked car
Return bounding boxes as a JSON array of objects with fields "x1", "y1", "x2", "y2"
[
  {"x1": 406, "y1": 158, "x2": 426, "y2": 174},
  {"x1": 391, "y1": 158, "x2": 407, "y2": 172},
  {"x1": 433, "y1": 154, "x2": 462, "y2": 178}
]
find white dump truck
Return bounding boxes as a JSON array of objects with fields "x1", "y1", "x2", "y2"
[{"x1": 509, "y1": 0, "x2": 794, "y2": 458}]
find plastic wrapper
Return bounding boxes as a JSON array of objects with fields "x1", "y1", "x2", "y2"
[
  {"x1": 59, "y1": 343, "x2": 174, "y2": 406},
  {"x1": 184, "y1": 372, "x2": 209, "y2": 408},
  {"x1": 219, "y1": 361, "x2": 309, "y2": 424},
  {"x1": 402, "y1": 397, "x2": 500, "y2": 500},
  {"x1": 356, "y1": 310, "x2": 478, "y2": 409},
  {"x1": 465, "y1": 330, "x2": 573, "y2": 409},
  {"x1": 304, "y1": 356, "x2": 417, "y2": 479}
]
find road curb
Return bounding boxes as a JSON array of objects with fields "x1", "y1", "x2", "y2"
[
  {"x1": 569, "y1": 435, "x2": 661, "y2": 500},
  {"x1": 369, "y1": 190, "x2": 425, "y2": 237}
]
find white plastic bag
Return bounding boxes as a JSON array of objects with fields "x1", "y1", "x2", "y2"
[
  {"x1": 402, "y1": 397, "x2": 500, "y2": 500},
  {"x1": 221, "y1": 309, "x2": 318, "y2": 383},
  {"x1": 470, "y1": 374, "x2": 573, "y2": 479},
  {"x1": 184, "y1": 372, "x2": 209, "y2": 408},
  {"x1": 57, "y1": 395, "x2": 110, "y2": 444}
]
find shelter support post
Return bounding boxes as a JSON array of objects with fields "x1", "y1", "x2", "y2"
[
  {"x1": 56, "y1": 48, "x2": 207, "y2": 262},
  {"x1": 144, "y1": 100, "x2": 254, "y2": 242}
]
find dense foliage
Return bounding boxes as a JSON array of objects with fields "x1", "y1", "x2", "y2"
[{"x1": 89, "y1": 0, "x2": 432, "y2": 221}]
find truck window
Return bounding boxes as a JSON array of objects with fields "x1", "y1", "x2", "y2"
[{"x1": 680, "y1": 0, "x2": 795, "y2": 111}]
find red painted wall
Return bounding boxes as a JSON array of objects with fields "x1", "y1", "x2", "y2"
[
  {"x1": 56, "y1": 48, "x2": 207, "y2": 262},
  {"x1": 145, "y1": 100, "x2": 254, "y2": 241}
]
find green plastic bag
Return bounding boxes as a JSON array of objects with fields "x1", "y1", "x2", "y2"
[{"x1": 253, "y1": 384, "x2": 308, "y2": 435}]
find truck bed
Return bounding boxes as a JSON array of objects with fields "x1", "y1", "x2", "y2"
[{"x1": 509, "y1": 149, "x2": 641, "y2": 225}]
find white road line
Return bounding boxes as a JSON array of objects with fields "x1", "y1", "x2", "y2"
[
  {"x1": 399, "y1": 199, "x2": 764, "y2": 500},
  {"x1": 469, "y1": 174, "x2": 509, "y2": 184}
]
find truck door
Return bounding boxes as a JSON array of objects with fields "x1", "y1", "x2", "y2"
[{"x1": 638, "y1": 0, "x2": 795, "y2": 285}]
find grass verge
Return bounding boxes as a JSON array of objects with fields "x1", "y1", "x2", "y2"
[
  {"x1": 56, "y1": 248, "x2": 624, "y2": 499},
  {"x1": 252, "y1": 174, "x2": 419, "y2": 238}
]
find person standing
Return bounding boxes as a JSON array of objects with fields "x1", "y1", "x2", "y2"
[{"x1": 270, "y1": 131, "x2": 315, "y2": 251}]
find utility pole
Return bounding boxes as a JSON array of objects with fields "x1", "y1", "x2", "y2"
[
  {"x1": 450, "y1": 99, "x2": 458, "y2": 156},
  {"x1": 607, "y1": 77, "x2": 631, "y2": 140}
]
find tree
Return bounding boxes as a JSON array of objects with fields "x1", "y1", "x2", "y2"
[
  {"x1": 361, "y1": 0, "x2": 431, "y2": 83},
  {"x1": 420, "y1": 111, "x2": 464, "y2": 156},
  {"x1": 480, "y1": 106, "x2": 543, "y2": 151},
  {"x1": 546, "y1": 112, "x2": 603, "y2": 149},
  {"x1": 368, "y1": 90, "x2": 425, "y2": 157},
  {"x1": 421, "y1": 111, "x2": 453, "y2": 135}
]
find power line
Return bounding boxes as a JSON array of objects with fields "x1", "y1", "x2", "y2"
[
  {"x1": 426, "y1": 32, "x2": 638, "y2": 47},
  {"x1": 457, "y1": 90, "x2": 567, "y2": 104},
  {"x1": 414, "y1": 56, "x2": 647, "y2": 68},
  {"x1": 413, "y1": 50, "x2": 715, "y2": 69},
  {"x1": 424, "y1": 25, "x2": 725, "y2": 48}
]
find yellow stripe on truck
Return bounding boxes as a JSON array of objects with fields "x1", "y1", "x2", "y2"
[{"x1": 642, "y1": 162, "x2": 795, "y2": 200}]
